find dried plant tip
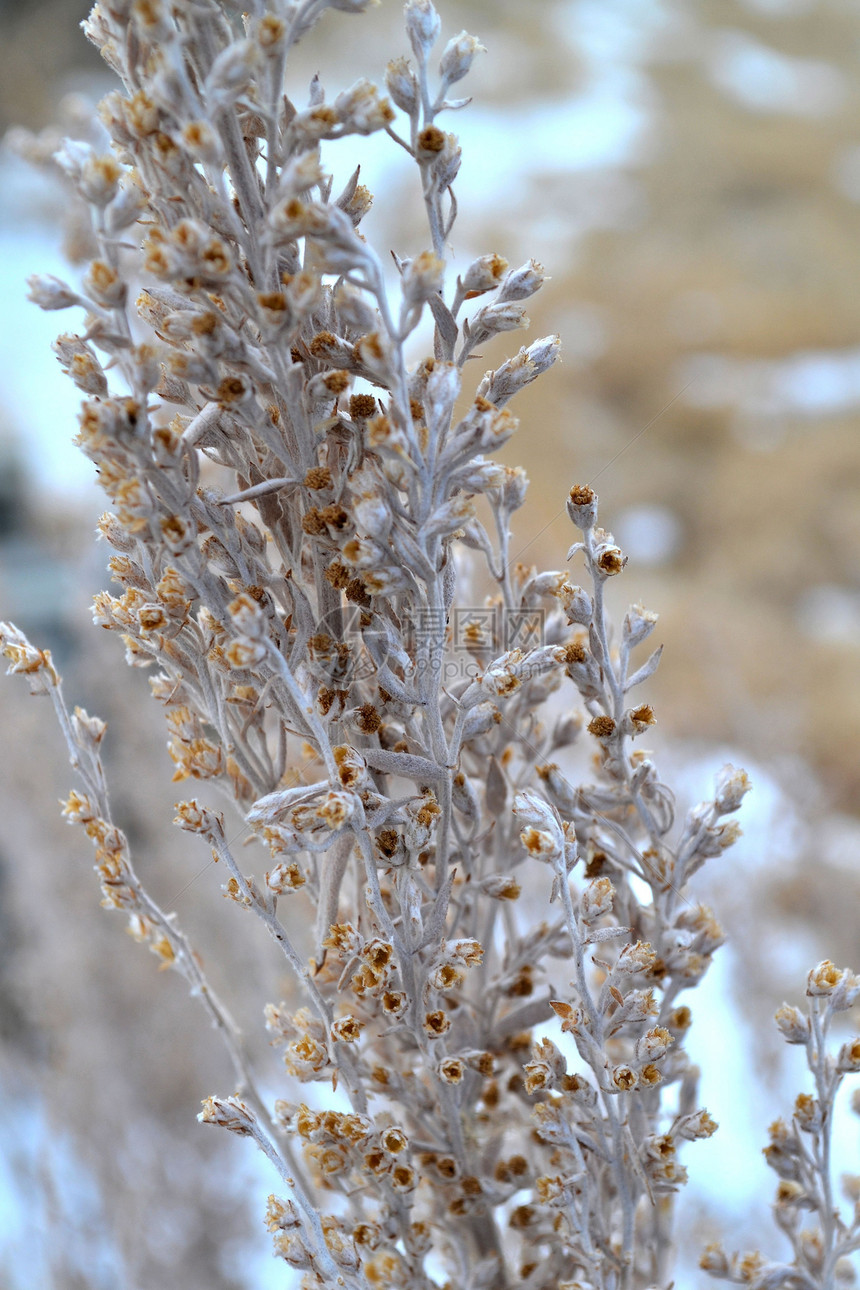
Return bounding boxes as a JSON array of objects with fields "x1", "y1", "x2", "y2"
[
  {"x1": 80, "y1": 153, "x2": 122, "y2": 207},
  {"x1": 253, "y1": 13, "x2": 286, "y2": 53},
  {"x1": 581, "y1": 876, "x2": 615, "y2": 922},
  {"x1": 0, "y1": 623, "x2": 60, "y2": 692},
  {"x1": 460, "y1": 253, "x2": 508, "y2": 297},
  {"x1": 417, "y1": 125, "x2": 446, "y2": 156},
  {"x1": 304, "y1": 466, "x2": 332, "y2": 490},
  {"x1": 700, "y1": 1244, "x2": 730, "y2": 1276},
  {"x1": 774, "y1": 1003, "x2": 809, "y2": 1044},
  {"x1": 331, "y1": 1016, "x2": 362, "y2": 1044},
  {"x1": 198, "y1": 1095, "x2": 256, "y2": 1137},
  {"x1": 385, "y1": 57, "x2": 418, "y2": 115},
  {"x1": 423, "y1": 1010, "x2": 451, "y2": 1037},
  {"x1": 635, "y1": 1027, "x2": 674, "y2": 1063},
  {"x1": 439, "y1": 31, "x2": 485, "y2": 88},
  {"x1": 611, "y1": 1065, "x2": 638, "y2": 1092},
  {"x1": 616, "y1": 940, "x2": 657, "y2": 975},
  {"x1": 714, "y1": 764, "x2": 752, "y2": 814},
  {"x1": 402, "y1": 251, "x2": 445, "y2": 304},
  {"x1": 566, "y1": 484, "x2": 597, "y2": 531},
  {"x1": 557, "y1": 580, "x2": 592, "y2": 625},
  {"x1": 27, "y1": 274, "x2": 78, "y2": 310},
  {"x1": 480, "y1": 874, "x2": 521, "y2": 900},
  {"x1": 807, "y1": 960, "x2": 844, "y2": 995},
  {"x1": 623, "y1": 602, "x2": 659, "y2": 647},
  {"x1": 498, "y1": 259, "x2": 546, "y2": 303},
  {"x1": 587, "y1": 715, "x2": 615, "y2": 739},
  {"x1": 628, "y1": 705, "x2": 655, "y2": 734},
  {"x1": 837, "y1": 1038, "x2": 860, "y2": 1072},
  {"x1": 595, "y1": 543, "x2": 625, "y2": 576},
  {"x1": 405, "y1": 0, "x2": 441, "y2": 59}
]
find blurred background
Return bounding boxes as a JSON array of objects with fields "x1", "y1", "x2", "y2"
[{"x1": 1, "y1": 0, "x2": 859, "y2": 1285}]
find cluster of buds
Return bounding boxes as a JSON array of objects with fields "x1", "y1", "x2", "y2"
[
  {"x1": 706, "y1": 960, "x2": 860, "y2": 1285},
  {"x1": 4, "y1": 0, "x2": 818, "y2": 1285}
]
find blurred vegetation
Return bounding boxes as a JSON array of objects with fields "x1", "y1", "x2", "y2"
[{"x1": 0, "y1": 0, "x2": 101, "y2": 132}]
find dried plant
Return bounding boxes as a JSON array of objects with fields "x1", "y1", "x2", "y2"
[
  {"x1": 702, "y1": 963, "x2": 860, "y2": 1290},
  {"x1": 2, "y1": 1, "x2": 859, "y2": 1287}
]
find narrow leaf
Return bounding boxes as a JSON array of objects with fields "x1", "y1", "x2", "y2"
[{"x1": 624, "y1": 644, "x2": 663, "y2": 692}]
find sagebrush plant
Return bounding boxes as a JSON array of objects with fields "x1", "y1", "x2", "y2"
[{"x1": 3, "y1": 1, "x2": 860, "y2": 1286}]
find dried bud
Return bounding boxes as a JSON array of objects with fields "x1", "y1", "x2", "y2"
[
  {"x1": 498, "y1": 259, "x2": 546, "y2": 302},
  {"x1": 438, "y1": 1057, "x2": 465, "y2": 1084},
  {"x1": 587, "y1": 715, "x2": 615, "y2": 740},
  {"x1": 477, "y1": 335, "x2": 560, "y2": 406},
  {"x1": 228, "y1": 593, "x2": 266, "y2": 639},
  {"x1": 0, "y1": 623, "x2": 61, "y2": 693},
  {"x1": 472, "y1": 300, "x2": 529, "y2": 335},
  {"x1": 793, "y1": 1093, "x2": 822, "y2": 1132},
  {"x1": 676, "y1": 1109, "x2": 718, "y2": 1140},
  {"x1": 26, "y1": 274, "x2": 78, "y2": 310},
  {"x1": 174, "y1": 799, "x2": 223, "y2": 836},
  {"x1": 198, "y1": 1094, "x2": 256, "y2": 1136},
  {"x1": 479, "y1": 874, "x2": 521, "y2": 900},
  {"x1": 444, "y1": 938, "x2": 483, "y2": 966},
  {"x1": 205, "y1": 40, "x2": 259, "y2": 107},
  {"x1": 438, "y1": 31, "x2": 485, "y2": 88},
  {"x1": 774, "y1": 1180, "x2": 806, "y2": 1208},
  {"x1": 830, "y1": 969, "x2": 860, "y2": 1011},
  {"x1": 566, "y1": 484, "x2": 597, "y2": 531},
  {"x1": 402, "y1": 250, "x2": 445, "y2": 304},
  {"x1": 774, "y1": 1003, "x2": 809, "y2": 1044},
  {"x1": 615, "y1": 940, "x2": 657, "y2": 975},
  {"x1": 697, "y1": 820, "x2": 742, "y2": 858},
  {"x1": 580, "y1": 876, "x2": 614, "y2": 922},
  {"x1": 80, "y1": 153, "x2": 123, "y2": 206},
  {"x1": 524, "y1": 1060, "x2": 554, "y2": 1094},
  {"x1": 460, "y1": 253, "x2": 508, "y2": 297},
  {"x1": 418, "y1": 128, "x2": 461, "y2": 186},
  {"x1": 557, "y1": 580, "x2": 593, "y2": 625},
  {"x1": 385, "y1": 57, "x2": 418, "y2": 114},
  {"x1": 594, "y1": 541, "x2": 626, "y2": 577},
  {"x1": 61, "y1": 790, "x2": 97, "y2": 824},
  {"x1": 700, "y1": 1244, "x2": 729, "y2": 1277},
  {"x1": 807, "y1": 960, "x2": 844, "y2": 996},
  {"x1": 512, "y1": 789, "x2": 558, "y2": 831},
  {"x1": 252, "y1": 12, "x2": 286, "y2": 55},
  {"x1": 623, "y1": 603, "x2": 658, "y2": 648},
  {"x1": 520, "y1": 827, "x2": 561, "y2": 862},
  {"x1": 499, "y1": 465, "x2": 529, "y2": 512},
  {"x1": 53, "y1": 333, "x2": 108, "y2": 396},
  {"x1": 333, "y1": 80, "x2": 394, "y2": 135},
  {"x1": 83, "y1": 259, "x2": 127, "y2": 309},
  {"x1": 405, "y1": 0, "x2": 441, "y2": 59},
  {"x1": 837, "y1": 1038, "x2": 860, "y2": 1073},
  {"x1": 635, "y1": 1027, "x2": 674, "y2": 1063},
  {"x1": 267, "y1": 862, "x2": 306, "y2": 895},
  {"x1": 423, "y1": 1010, "x2": 451, "y2": 1037},
  {"x1": 331, "y1": 1015, "x2": 363, "y2": 1044},
  {"x1": 714, "y1": 764, "x2": 752, "y2": 814},
  {"x1": 610, "y1": 1065, "x2": 638, "y2": 1092}
]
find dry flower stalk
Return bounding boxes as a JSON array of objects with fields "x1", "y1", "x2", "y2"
[
  {"x1": 3, "y1": 2, "x2": 859, "y2": 1287},
  {"x1": 701, "y1": 961, "x2": 860, "y2": 1290}
]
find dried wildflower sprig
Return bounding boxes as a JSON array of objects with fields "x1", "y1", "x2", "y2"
[
  {"x1": 5, "y1": 1, "x2": 755, "y2": 1286},
  {"x1": 702, "y1": 962, "x2": 860, "y2": 1290},
  {"x1": 0, "y1": 621, "x2": 340, "y2": 1277}
]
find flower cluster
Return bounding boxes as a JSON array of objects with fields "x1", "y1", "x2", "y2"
[
  {"x1": 702, "y1": 962, "x2": 860, "y2": 1289},
  {"x1": 7, "y1": 1, "x2": 857, "y2": 1287}
]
